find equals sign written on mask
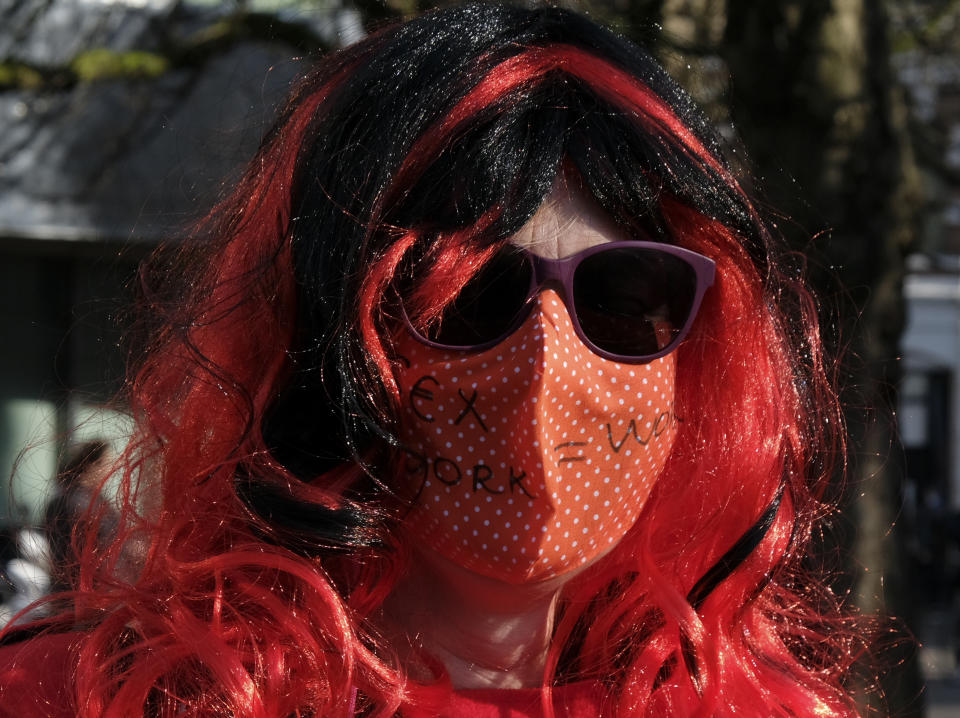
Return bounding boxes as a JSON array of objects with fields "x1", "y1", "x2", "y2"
[{"x1": 554, "y1": 441, "x2": 588, "y2": 465}]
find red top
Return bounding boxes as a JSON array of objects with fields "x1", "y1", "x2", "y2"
[
  {"x1": 442, "y1": 682, "x2": 606, "y2": 717},
  {"x1": 0, "y1": 633, "x2": 605, "y2": 717}
]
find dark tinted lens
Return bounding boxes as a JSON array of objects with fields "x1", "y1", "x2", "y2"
[
  {"x1": 425, "y1": 251, "x2": 533, "y2": 347},
  {"x1": 572, "y1": 247, "x2": 697, "y2": 356}
]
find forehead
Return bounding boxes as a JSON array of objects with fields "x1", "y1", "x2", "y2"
[{"x1": 509, "y1": 182, "x2": 631, "y2": 260}]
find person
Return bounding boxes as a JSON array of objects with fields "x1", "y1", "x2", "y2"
[
  {"x1": 42, "y1": 441, "x2": 113, "y2": 598},
  {"x1": 0, "y1": 4, "x2": 868, "y2": 716}
]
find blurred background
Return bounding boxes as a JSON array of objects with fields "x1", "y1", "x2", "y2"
[{"x1": 0, "y1": 0, "x2": 958, "y2": 715}]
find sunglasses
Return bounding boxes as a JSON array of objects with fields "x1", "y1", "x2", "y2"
[{"x1": 401, "y1": 241, "x2": 716, "y2": 364}]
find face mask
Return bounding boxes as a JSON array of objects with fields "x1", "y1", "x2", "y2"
[{"x1": 394, "y1": 290, "x2": 678, "y2": 584}]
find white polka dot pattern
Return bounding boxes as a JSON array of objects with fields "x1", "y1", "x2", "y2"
[{"x1": 395, "y1": 289, "x2": 678, "y2": 584}]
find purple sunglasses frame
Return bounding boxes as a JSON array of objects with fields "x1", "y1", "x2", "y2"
[{"x1": 402, "y1": 240, "x2": 716, "y2": 364}]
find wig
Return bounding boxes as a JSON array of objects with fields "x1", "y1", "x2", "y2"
[{"x1": 4, "y1": 5, "x2": 864, "y2": 716}]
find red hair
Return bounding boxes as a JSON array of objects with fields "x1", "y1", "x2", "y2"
[{"x1": 4, "y1": 7, "x2": 868, "y2": 716}]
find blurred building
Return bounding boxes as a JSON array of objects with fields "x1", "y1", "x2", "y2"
[
  {"x1": 0, "y1": 0, "x2": 360, "y2": 527},
  {"x1": 896, "y1": 34, "x2": 960, "y2": 612},
  {"x1": 902, "y1": 259, "x2": 960, "y2": 512}
]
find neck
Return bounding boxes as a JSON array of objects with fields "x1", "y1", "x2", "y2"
[{"x1": 380, "y1": 548, "x2": 565, "y2": 689}]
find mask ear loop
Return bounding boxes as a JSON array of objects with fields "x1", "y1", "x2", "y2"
[
  {"x1": 686, "y1": 483, "x2": 786, "y2": 611},
  {"x1": 653, "y1": 484, "x2": 786, "y2": 695}
]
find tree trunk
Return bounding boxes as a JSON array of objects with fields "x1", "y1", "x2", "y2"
[{"x1": 722, "y1": 0, "x2": 923, "y2": 714}]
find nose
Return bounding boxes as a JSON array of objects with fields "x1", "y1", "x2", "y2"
[{"x1": 523, "y1": 289, "x2": 584, "y2": 374}]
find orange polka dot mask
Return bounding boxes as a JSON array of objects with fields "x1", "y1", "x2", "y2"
[{"x1": 394, "y1": 290, "x2": 679, "y2": 584}]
